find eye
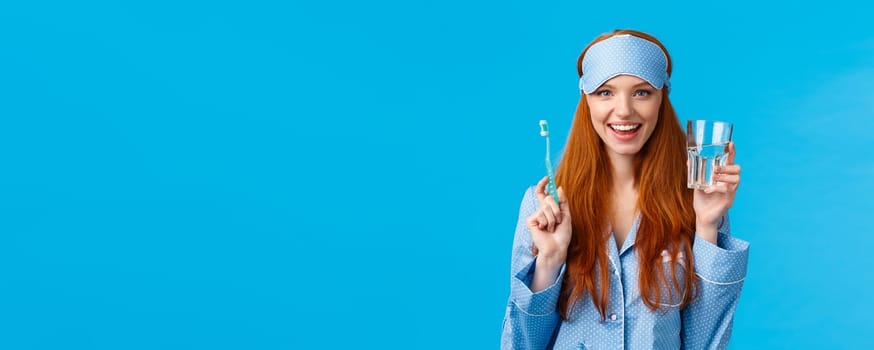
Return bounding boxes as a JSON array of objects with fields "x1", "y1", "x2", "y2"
[
  {"x1": 595, "y1": 89, "x2": 612, "y2": 97},
  {"x1": 634, "y1": 89, "x2": 653, "y2": 97}
]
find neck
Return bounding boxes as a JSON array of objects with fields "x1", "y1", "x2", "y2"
[{"x1": 608, "y1": 152, "x2": 637, "y2": 192}]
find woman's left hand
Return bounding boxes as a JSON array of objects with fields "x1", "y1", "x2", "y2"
[{"x1": 693, "y1": 141, "x2": 741, "y2": 231}]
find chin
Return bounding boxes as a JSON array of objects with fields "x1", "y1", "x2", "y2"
[{"x1": 608, "y1": 144, "x2": 645, "y2": 156}]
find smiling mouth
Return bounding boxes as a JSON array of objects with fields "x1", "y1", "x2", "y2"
[{"x1": 608, "y1": 124, "x2": 641, "y2": 132}]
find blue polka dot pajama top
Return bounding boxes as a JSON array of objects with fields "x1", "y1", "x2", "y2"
[{"x1": 501, "y1": 186, "x2": 750, "y2": 349}]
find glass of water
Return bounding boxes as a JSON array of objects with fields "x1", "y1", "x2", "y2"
[{"x1": 686, "y1": 120, "x2": 733, "y2": 190}]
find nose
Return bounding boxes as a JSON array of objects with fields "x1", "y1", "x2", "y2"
[{"x1": 614, "y1": 95, "x2": 632, "y2": 119}]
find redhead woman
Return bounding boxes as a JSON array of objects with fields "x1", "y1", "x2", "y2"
[{"x1": 501, "y1": 29, "x2": 749, "y2": 349}]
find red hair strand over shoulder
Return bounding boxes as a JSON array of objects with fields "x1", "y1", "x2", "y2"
[{"x1": 553, "y1": 29, "x2": 698, "y2": 321}]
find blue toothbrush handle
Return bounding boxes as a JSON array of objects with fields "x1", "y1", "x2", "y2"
[{"x1": 545, "y1": 160, "x2": 560, "y2": 205}]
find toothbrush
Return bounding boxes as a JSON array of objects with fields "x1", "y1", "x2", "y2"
[{"x1": 539, "y1": 120, "x2": 560, "y2": 205}]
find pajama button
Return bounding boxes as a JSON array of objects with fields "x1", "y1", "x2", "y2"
[{"x1": 610, "y1": 314, "x2": 617, "y2": 321}]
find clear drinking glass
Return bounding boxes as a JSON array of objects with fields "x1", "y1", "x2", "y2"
[{"x1": 686, "y1": 120, "x2": 733, "y2": 190}]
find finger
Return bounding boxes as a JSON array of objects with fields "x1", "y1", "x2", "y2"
[
  {"x1": 538, "y1": 212, "x2": 549, "y2": 230},
  {"x1": 535, "y1": 176, "x2": 549, "y2": 202},
  {"x1": 542, "y1": 181, "x2": 555, "y2": 201},
  {"x1": 527, "y1": 212, "x2": 547, "y2": 231},
  {"x1": 541, "y1": 205, "x2": 557, "y2": 232},
  {"x1": 716, "y1": 165, "x2": 741, "y2": 175},
  {"x1": 545, "y1": 192, "x2": 562, "y2": 225},
  {"x1": 526, "y1": 215, "x2": 539, "y2": 230},
  {"x1": 727, "y1": 141, "x2": 736, "y2": 165},
  {"x1": 539, "y1": 180, "x2": 561, "y2": 223},
  {"x1": 704, "y1": 183, "x2": 729, "y2": 194},
  {"x1": 557, "y1": 186, "x2": 570, "y2": 214},
  {"x1": 729, "y1": 182, "x2": 740, "y2": 192},
  {"x1": 714, "y1": 174, "x2": 740, "y2": 184}
]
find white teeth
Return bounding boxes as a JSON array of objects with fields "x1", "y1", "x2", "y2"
[{"x1": 609, "y1": 124, "x2": 640, "y2": 131}]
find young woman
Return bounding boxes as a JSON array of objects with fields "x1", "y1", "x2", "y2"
[{"x1": 501, "y1": 30, "x2": 749, "y2": 349}]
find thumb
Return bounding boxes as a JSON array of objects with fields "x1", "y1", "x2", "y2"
[
  {"x1": 727, "y1": 141, "x2": 736, "y2": 165},
  {"x1": 557, "y1": 186, "x2": 570, "y2": 214}
]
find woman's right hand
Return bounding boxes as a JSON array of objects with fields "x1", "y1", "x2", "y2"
[{"x1": 525, "y1": 176, "x2": 572, "y2": 266}]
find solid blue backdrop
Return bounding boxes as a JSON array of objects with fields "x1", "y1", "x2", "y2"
[{"x1": 1, "y1": 0, "x2": 872, "y2": 349}]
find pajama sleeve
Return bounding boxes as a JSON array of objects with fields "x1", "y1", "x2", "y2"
[
  {"x1": 681, "y1": 214, "x2": 750, "y2": 349},
  {"x1": 500, "y1": 187, "x2": 565, "y2": 350}
]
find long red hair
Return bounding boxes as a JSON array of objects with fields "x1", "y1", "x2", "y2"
[{"x1": 553, "y1": 29, "x2": 697, "y2": 320}]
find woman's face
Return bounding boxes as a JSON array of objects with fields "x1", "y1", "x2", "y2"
[{"x1": 585, "y1": 75, "x2": 663, "y2": 158}]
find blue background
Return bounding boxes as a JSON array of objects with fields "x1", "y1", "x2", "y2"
[{"x1": 1, "y1": 0, "x2": 872, "y2": 349}]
